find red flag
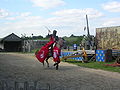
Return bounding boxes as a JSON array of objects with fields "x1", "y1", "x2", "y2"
[
  {"x1": 35, "y1": 32, "x2": 56, "y2": 63},
  {"x1": 35, "y1": 46, "x2": 49, "y2": 63},
  {"x1": 35, "y1": 40, "x2": 54, "y2": 63},
  {"x1": 53, "y1": 46, "x2": 61, "y2": 63}
]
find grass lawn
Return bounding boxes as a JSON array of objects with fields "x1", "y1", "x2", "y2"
[
  {"x1": 63, "y1": 59, "x2": 120, "y2": 73},
  {"x1": 29, "y1": 49, "x2": 120, "y2": 73},
  {"x1": 31, "y1": 48, "x2": 39, "y2": 53}
]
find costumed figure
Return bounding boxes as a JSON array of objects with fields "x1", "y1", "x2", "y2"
[{"x1": 35, "y1": 30, "x2": 63, "y2": 70}]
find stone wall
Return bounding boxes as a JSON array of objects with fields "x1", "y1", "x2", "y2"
[
  {"x1": 22, "y1": 40, "x2": 49, "y2": 52},
  {"x1": 96, "y1": 26, "x2": 120, "y2": 50}
]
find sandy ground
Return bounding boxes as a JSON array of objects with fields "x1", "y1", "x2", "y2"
[{"x1": 0, "y1": 53, "x2": 120, "y2": 90}]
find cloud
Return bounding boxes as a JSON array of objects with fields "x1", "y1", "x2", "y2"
[
  {"x1": 102, "y1": 1, "x2": 120, "y2": 12},
  {"x1": 20, "y1": 12, "x2": 31, "y2": 17},
  {"x1": 0, "y1": 8, "x2": 104, "y2": 38},
  {"x1": 49, "y1": 8, "x2": 104, "y2": 28},
  {"x1": 0, "y1": 8, "x2": 9, "y2": 19},
  {"x1": 6, "y1": 12, "x2": 31, "y2": 20},
  {"x1": 0, "y1": 15, "x2": 47, "y2": 38},
  {"x1": 52, "y1": 8, "x2": 104, "y2": 18},
  {"x1": 30, "y1": 0, "x2": 65, "y2": 9},
  {"x1": 102, "y1": 17, "x2": 120, "y2": 26}
]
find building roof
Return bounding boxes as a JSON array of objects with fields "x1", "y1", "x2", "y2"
[{"x1": 1, "y1": 33, "x2": 22, "y2": 42}]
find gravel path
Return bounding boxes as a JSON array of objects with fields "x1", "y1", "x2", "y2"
[{"x1": 0, "y1": 53, "x2": 120, "y2": 90}]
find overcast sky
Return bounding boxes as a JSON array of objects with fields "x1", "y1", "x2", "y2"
[{"x1": 0, "y1": 0, "x2": 120, "y2": 38}]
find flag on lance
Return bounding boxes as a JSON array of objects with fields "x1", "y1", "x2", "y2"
[{"x1": 35, "y1": 40, "x2": 54, "y2": 63}]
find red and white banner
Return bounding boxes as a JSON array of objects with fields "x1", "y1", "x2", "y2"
[
  {"x1": 35, "y1": 35, "x2": 61, "y2": 63},
  {"x1": 53, "y1": 46, "x2": 61, "y2": 63},
  {"x1": 35, "y1": 46, "x2": 49, "y2": 63},
  {"x1": 35, "y1": 39, "x2": 54, "y2": 63}
]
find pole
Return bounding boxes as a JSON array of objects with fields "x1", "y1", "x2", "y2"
[
  {"x1": 86, "y1": 15, "x2": 92, "y2": 49},
  {"x1": 86, "y1": 15, "x2": 90, "y2": 37}
]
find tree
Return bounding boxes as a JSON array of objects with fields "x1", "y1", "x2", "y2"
[
  {"x1": 45, "y1": 34, "x2": 50, "y2": 39},
  {"x1": 70, "y1": 34, "x2": 75, "y2": 37},
  {"x1": 63, "y1": 35, "x2": 84, "y2": 46}
]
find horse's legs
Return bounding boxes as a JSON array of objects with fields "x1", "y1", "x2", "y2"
[
  {"x1": 45, "y1": 56, "x2": 51, "y2": 67},
  {"x1": 46, "y1": 59, "x2": 49, "y2": 67},
  {"x1": 42, "y1": 62, "x2": 44, "y2": 66},
  {"x1": 53, "y1": 62, "x2": 57, "y2": 66},
  {"x1": 54, "y1": 62, "x2": 60, "y2": 70},
  {"x1": 56, "y1": 63, "x2": 59, "y2": 70}
]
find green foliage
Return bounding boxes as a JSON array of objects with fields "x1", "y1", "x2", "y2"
[
  {"x1": 63, "y1": 35, "x2": 84, "y2": 46},
  {"x1": 64, "y1": 59, "x2": 120, "y2": 73},
  {"x1": 70, "y1": 34, "x2": 76, "y2": 37},
  {"x1": 32, "y1": 35, "x2": 43, "y2": 39},
  {"x1": 31, "y1": 48, "x2": 40, "y2": 53},
  {"x1": 45, "y1": 34, "x2": 50, "y2": 39},
  {"x1": 22, "y1": 34, "x2": 84, "y2": 45}
]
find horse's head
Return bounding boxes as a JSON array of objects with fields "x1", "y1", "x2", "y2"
[{"x1": 56, "y1": 37, "x2": 64, "y2": 49}]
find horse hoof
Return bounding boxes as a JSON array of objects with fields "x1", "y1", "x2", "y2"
[
  {"x1": 53, "y1": 63, "x2": 56, "y2": 66},
  {"x1": 56, "y1": 66, "x2": 58, "y2": 70}
]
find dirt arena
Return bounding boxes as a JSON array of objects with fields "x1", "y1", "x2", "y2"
[{"x1": 0, "y1": 53, "x2": 120, "y2": 90}]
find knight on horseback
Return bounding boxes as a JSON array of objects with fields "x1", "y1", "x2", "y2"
[{"x1": 35, "y1": 30, "x2": 63, "y2": 70}]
